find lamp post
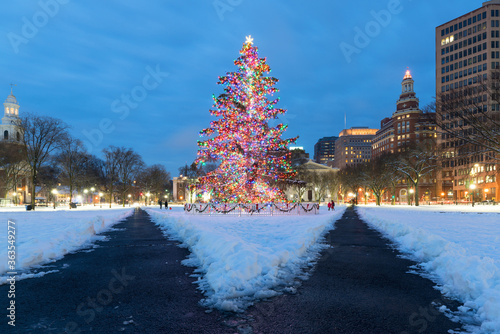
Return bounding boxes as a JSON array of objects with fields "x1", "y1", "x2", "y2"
[
  {"x1": 51, "y1": 189, "x2": 58, "y2": 209},
  {"x1": 128, "y1": 194, "x2": 131, "y2": 207},
  {"x1": 470, "y1": 184, "x2": 476, "y2": 207},
  {"x1": 83, "y1": 189, "x2": 88, "y2": 205},
  {"x1": 99, "y1": 192, "x2": 103, "y2": 208},
  {"x1": 485, "y1": 188, "x2": 489, "y2": 201},
  {"x1": 91, "y1": 187, "x2": 96, "y2": 206},
  {"x1": 12, "y1": 192, "x2": 17, "y2": 206},
  {"x1": 146, "y1": 192, "x2": 151, "y2": 206},
  {"x1": 409, "y1": 189, "x2": 415, "y2": 206}
]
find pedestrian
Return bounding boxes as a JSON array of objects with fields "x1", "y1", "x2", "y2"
[
  {"x1": 327, "y1": 201, "x2": 332, "y2": 211},
  {"x1": 165, "y1": 199, "x2": 168, "y2": 210},
  {"x1": 158, "y1": 200, "x2": 163, "y2": 209},
  {"x1": 331, "y1": 200, "x2": 335, "y2": 211}
]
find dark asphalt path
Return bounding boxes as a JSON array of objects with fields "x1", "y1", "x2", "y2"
[
  {"x1": 0, "y1": 207, "x2": 465, "y2": 334},
  {"x1": 0, "y1": 208, "x2": 233, "y2": 334},
  {"x1": 231, "y1": 207, "x2": 465, "y2": 334}
]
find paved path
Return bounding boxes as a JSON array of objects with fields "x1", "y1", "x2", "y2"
[
  {"x1": 0, "y1": 208, "x2": 233, "y2": 334},
  {"x1": 234, "y1": 207, "x2": 465, "y2": 334},
  {"x1": 0, "y1": 207, "x2": 465, "y2": 333}
]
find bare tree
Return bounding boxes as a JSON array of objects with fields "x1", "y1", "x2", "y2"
[
  {"x1": 18, "y1": 114, "x2": 69, "y2": 208},
  {"x1": 436, "y1": 74, "x2": 500, "y2": 159},
  {"x1": 54, "y1": 137, "x2": 88, "y2": 207},
  {"x1": 362, "y1": 156, "x2": 394, "y2": 206},
  {"x1": 0, "y1": 143, "x2": 28, "y2": 201},
  {"x1": 116, "y1": 148, "x2": 144, "y2": 207},
  {"x1": 325, "y1": 171, "x2": 340, "y2": 202},
  {"x1": 137, "y1": 164, "x2": 171, "y2": 202},
  {"x1": 102, "y1": 146, "x2": 121, "y2": 207},
  {"x1": 389, "y1": 141, "x2": 438, "y2": 206}
]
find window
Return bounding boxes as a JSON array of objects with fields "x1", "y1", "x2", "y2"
[
  {"x1": 16, "y1": 132, "x2": 20, "y2": 141},
  {"x1": 3, "y1": 131, "x2": 8, "y2": 140}
]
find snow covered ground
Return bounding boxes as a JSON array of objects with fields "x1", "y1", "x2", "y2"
[
  {"x1": 146, "y1": 205, "x2": 347, "y2": 312},
  {"x1": 0, "y1": 206, "x2": 134, "y2": 284},
  {"x1": 357, "y1": 204, "x2": 500, "y2": 334}
]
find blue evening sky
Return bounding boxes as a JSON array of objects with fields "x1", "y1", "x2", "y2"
[{"x1": 1, "y1": 0, "x2": 478, "y2": 175}]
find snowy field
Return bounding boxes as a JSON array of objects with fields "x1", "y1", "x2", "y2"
[
  {"x1": 0, "y1": 206, "x2": 134, "y2": 284},
  {"x1": 357, "y1": 205, "x2": 500, "y2": 334},
  {"x1": 146, "y1": 205, "x2": 347, "y2": 312}
]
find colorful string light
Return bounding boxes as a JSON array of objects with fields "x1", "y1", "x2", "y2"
[{"x1": 196, "y1": 36, "x2": 298, "y2": 203}]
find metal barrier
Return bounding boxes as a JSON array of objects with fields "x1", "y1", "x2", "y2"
[{"x1": 184, "y1": 202, "x2": 320, "y2": 216}]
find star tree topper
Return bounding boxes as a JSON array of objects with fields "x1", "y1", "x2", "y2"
[{"x1": 245, "y1": 35, "x2": 254, "y2": 45}]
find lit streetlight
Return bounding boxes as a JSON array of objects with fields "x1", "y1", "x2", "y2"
[
  {"x1": 91, "y1": 187, "x2": 96, "y2": 206},
  {"x1": 99, "y1": 192, "x2": 103, "y2": 208},
  {"x1": 470, "y1": 184, "x2": 476, "y2": 207},
  {"x1": 51, "y1": 189, "x2": 58, "y2": 209},
  {"x1": 128, "y1": 194, "x2": 131, "y2": 207},
  {"x1": 409, "y1": 189, "x2": 415, "y2": 206}
]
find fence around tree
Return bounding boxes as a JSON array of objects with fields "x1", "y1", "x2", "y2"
[{"x1": 184, "y1": 202, "x2": 320, "y2": 216}]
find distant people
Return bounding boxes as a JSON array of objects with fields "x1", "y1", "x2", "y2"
[
  {"x1": 165, "y1": 199, "x2": 168, "y2": 209},
  {"x1": 331, "y1": 200, "x2": 335, "y2": 211},
  {"x1": 327, "y1": 201, "x2": 332, "y2": 211},
  {"x1": 158, "y1": 200, "x2": 163, "y2": 209}
]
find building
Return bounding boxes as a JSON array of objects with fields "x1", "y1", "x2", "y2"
[
  {"x1": 436, "y1": 1, "x2": 500, "y2": 201},
  {"x1": 0, "y1": 88, "x2": 30, "y2": 205},
  {"x1": 372, "y1": 69, "x2": 438, "y2": 202},
  {"x1": 1, "y1": 88, "x2": 23, "y2": 143},
  {"x1": 313, "y1": 136, "x2": 338, "y2": 166},
  {"x1": 373, "y1": 70, "x2": 437, "y2": 159},
  {"x1": 334, "y1": 127, "x2": 378, "y2": 169},
  {"x1": 289, "y1": 146, "x2": 310, "y2": 166}
]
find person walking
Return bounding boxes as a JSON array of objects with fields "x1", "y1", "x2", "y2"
[
  {"x1": 331, "y1": 200, "x2": 335, "y2": 211},
  {"x1": 158, "y1": 200, "x2": 163, "y2": 209},
  {"x1": 165, "y1": 199, "x2": 168, "y2": 210},
  {"x1": 327, "y1": 201, "x2": 332, "y2": 211}
]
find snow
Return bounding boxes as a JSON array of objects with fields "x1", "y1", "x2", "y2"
[
  {"x1": 0, "y1": 206, "x2": 134, "y2": 284},
  {"x1": 146, "y1": 205, "x2": 347, "y2": 312},
  {"x1": 357, "y1": 204, "x2": 500, "y2": 334}
]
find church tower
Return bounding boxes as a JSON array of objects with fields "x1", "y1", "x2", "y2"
[{"x1": 1, "y1": 87, "x2": 23, "y2": 142}]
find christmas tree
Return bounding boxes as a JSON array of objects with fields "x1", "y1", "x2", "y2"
[{"x1": 196, "y1": 36, "x2": 297, "y2": 203}]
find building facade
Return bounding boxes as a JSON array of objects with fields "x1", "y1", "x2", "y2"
[
  {"x1": 313, "y1": 136, "x2": 338, "y2": 166},
  {"x1": 372, "y1": 69, "x2": 438, "y2": 202},
  {"x1": 436, "y1": 0, "x2": 500, "y2": 202},
  {"x1": 373, "y1": 70, "x2": 437, "y2": 159},
  {"x1": 0, "y1": 89, "x2": 30, "y2": 205},
  {"x1": 334, "y1": 127, "x2": 378, "y2": 170}
]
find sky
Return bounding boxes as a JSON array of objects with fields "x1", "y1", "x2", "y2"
[{"x1": 0, "y1": 0, "x2": 481, "y2": 176}]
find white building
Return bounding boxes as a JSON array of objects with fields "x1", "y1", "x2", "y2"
[{"x1": 1, "y1": 88, "x2": 23, "y2": 143}]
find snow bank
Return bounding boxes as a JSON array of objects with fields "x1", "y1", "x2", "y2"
[
  {"x1": 357, "y1": 206, "x2": 500, "y2": 333},
  {"x1": 0, "y1": 208, "x2": 134, "y2": 284},
  {"x1": 146, "y1": 205, "x2": 346, "y2": 312}
]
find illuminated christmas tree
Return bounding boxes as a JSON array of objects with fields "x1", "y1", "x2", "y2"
[{"x1": 196, "y1": 36, "x2": 297, "y2": 203}]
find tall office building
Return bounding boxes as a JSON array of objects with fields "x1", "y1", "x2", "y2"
[
  {"x1": 334, "y1": 127, "x2": 378, "y2": 170},
  {"x1": 372, "y1": 69, "x2": 437, "y2": 160},
  {"x1": 313, "y1": 136, "x2": 338, "y2": 166},
  {"x1": 436, "y1": 0, "x2": 500, "y2": 201}
]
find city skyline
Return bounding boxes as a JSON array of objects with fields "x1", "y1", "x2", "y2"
[{"x1": 1, "y1": 0, "x2": 477, "y2": 175}]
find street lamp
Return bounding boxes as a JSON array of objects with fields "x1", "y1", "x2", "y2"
[
  {"x1": 99, "y1": 192, "x2": 103, "y2": 208},
  {"x1": 146, "y1": 192, "x2": 151, "y2": 206},
  {"x1": 485, "y1": 188, "x2": 489, "y2": 201},
  {"x1": 51, "y1": 189, "x2": 58, "y2": 209},
  {"x1": 470, "y1": 184, "x2": 476, "y2": 207},
  {"x1": 91, "y1": 187, "x2": 96, "y2": 206},
  {"x1": 83, "y1": 189, "x2": 88, "y2": 205},
  {"x1": 11, "y1": 192, "x2": 17, "y2": 206},
  {"x1": 128, "y1": 194, "x2": 131, "y2": 207},
  {"x1": 409, "y1": 189, "x2": 415, "y2": 206}
]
